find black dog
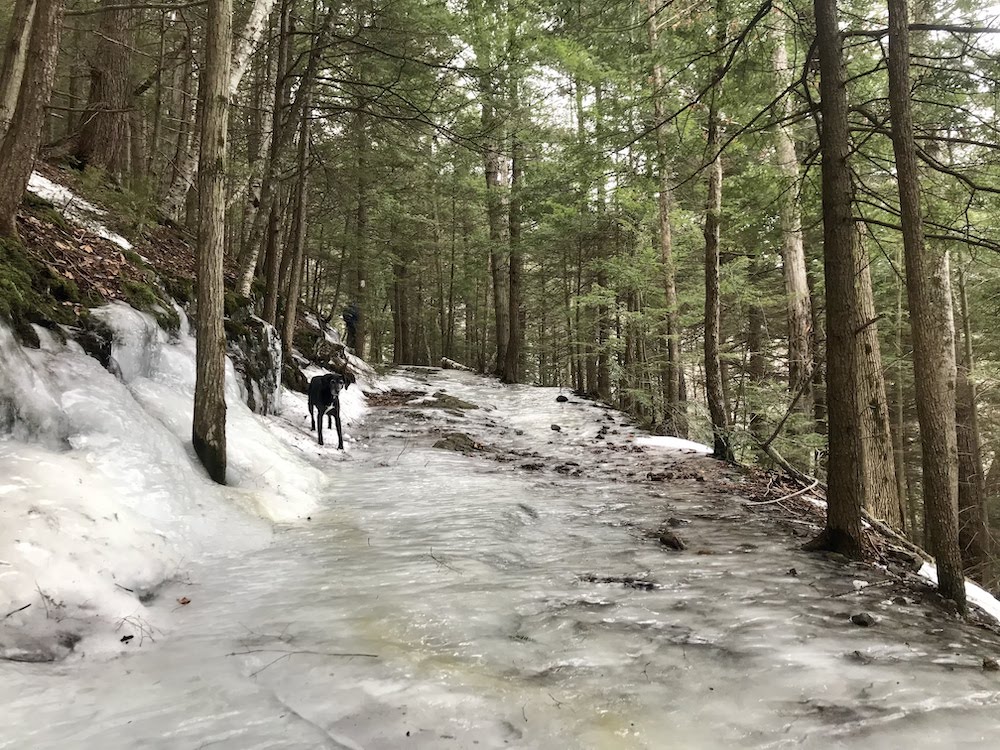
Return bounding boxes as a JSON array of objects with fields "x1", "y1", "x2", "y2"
[{"x1": 308, "y1": 373, "x2": 352, "y2": 448}]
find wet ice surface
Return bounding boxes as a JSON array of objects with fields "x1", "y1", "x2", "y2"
[{"x1": 4, "y1": 367, "x2": 1000, "y2": 749}]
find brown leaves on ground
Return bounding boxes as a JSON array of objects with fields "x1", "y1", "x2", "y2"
[{"x1": 16, "y1": 163, "x2": 238, "y2": 310}]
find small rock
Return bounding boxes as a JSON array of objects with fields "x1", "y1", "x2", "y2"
[
  {"x1": 667, "y1": 517, "x2": 688, "y2": 527},
  {"x1": 847, "y1": 650, "x2": 873, "y2": 665},
  {"x1": 658, "y1": 530, "x2": 686, "y2": 550},
  {"x1": 787, "y1": 568, "x2": 799, "y2": 577},
  {"x1": 551, "y1": 424, "x2": 562, "y2": 432},
  {"x1": 892, "y1": 596, "x2": 908, "y2": 606},
  {"x1": 983, "y1": 657, "x2": 999, "y2": 672},
  {"x1": 121, "y1": 635, "x2": 134, "y2": 643},
  {"x1": 515, "y1": 429, "x2": 524, "y2": 436},
  {"x1": 850, "y1": 612, "x2": 877, "y2": 627},
  {"x1": 556, "y1": 395, "x2": 569, "y2": 403}
]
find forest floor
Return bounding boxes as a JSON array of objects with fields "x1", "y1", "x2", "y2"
[{"x1": 4, "y1": 367, "x2": 1000, "y2": 749}]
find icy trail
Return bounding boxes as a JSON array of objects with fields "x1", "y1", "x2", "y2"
[{"x1": 4, "y1": 367, "x2": 1000, "y2": 749}]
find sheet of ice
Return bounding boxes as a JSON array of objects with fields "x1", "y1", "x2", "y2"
[
  {"x1": 634, "y1": 434, "x2": 713, "y2": 453},
  {"x1": 26, "y1": 172, "x2": 134, "y2": 251},
  {"x1": 4, "y1": 367, "x2": 1000, "y2": 749}
]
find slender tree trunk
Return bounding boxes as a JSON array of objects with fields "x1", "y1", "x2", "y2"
[
  {"x1": 887, "y1": 0, "x2": 965, "y2": 611},
  {"x1": 502, "y1": 120, "x2": 523, "y2": 383},
  {"x1": 0, "y1": 0, "x2": 64, "y2": 240},
  {"x1": 483, "y1": 89, "x2": 508, "y2": 374},
  {"x1": 955, "y1": 264, "x2": 989, "y2": 583},
  {"x1": 806, "y1": 0, "x2": 865, "y2": 558},
  {"x1": 261, "y1": 190, "x2": 283, "y2": 324},
  {"x1": 893, "y1": 245, "x2": 914, "y2": 535},
  {"x1": 162, "y1": 0, "x2": 283, "y2": 219},
  {"x1": 192, "y1": 0, "x2": 232, "y2": 485},
  {"x1": 770, "y1": 5, "x2": 814, "y2": 415},
  {"x1": 0, "y1": 0, "x2": 37, "y2": 143},
  {"x1": 703, "y1": 86, "x2": 731, "y2": 461},
  {"x1": 645, "y1": 0, "x2": 681, "y2": 434},
  {"x1": 856, "y1": 244, "x2": 901, "y2": 527}
]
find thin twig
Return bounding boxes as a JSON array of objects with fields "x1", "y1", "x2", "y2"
[
  {"x1": 748, "y1": 479, "x2": 821, "y2": 506},
  {"x1": 3, "y1": 603, "x2": 30, "y2": 619}
]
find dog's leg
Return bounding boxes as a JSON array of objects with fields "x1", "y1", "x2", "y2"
[
  {"x1": 317, "y1": 406, "x2": 325, "y2": 446},
  {"x1": 309, "y1": 401, "x2": 315, "y2": 431},
  {"x1": 334, "y1": 401, "x2": 344, "y2": 450}
]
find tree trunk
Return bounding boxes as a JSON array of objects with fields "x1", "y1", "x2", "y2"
[
  {"x1": 955, "y1": 264, "x2": 989, "y2": 583},
  {"x1": 192, "y1": 0, "x2": 232, "y2": 485},
  {"x1": 770, "y1": 4, "x2": 813, "y2": 415},
  {"x1": 806, "y1": 0, "x2": 865, "y2": 558},
  {"x1": 0, "y1": 0, "x2": 64, "y2": 240},
  {"x1": 856, "y1": 243, "x2": 901, "y2": 527},
  {"x1": 261, "y1": 189, "x2": 283, "y2": 324},
  {"x1": 75, "y1": 0, "x2": 134, "y2": 178},
  {"x1": 645, "y1": 0, "x2": 681, "y2": 434},
  {"x1": 703, "y1": 86, "x2": 731, "y2": 461},
  {"x1": 502, "y1": 121, "x2": 523, "y2": 383},
  {"x1": 0, "y1": 0, "x2": 37, "y2": 143},
  {"x1": 887, "y1": 0, "x2": 965, "y2": 611},
  {"x1": 483, "y1": 90, "x2": 508, "y2": 375},
  {"x1": 162, "y1": 0, "x2": 283, "y2": 219}
]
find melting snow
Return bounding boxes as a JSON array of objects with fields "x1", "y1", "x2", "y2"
[
  {"x1": 634, "y1": 434, "x2": 713, "y2": 453},
  {"x1": 26, "y1": 172, "x2": 135, "y2": 251}
]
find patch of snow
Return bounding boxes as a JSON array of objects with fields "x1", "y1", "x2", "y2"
[
  {"x1": 26, "y1": 172, "x2": 135, "y2": 252},
  {"x1": 634, "y1": 435, "x2": 713, "y2": 454},
  {"x1": 918, "y1": 563, "x2": 1000, "y2": 624}
]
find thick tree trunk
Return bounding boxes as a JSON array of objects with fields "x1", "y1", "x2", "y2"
[
  {"x1": 645, "y1": 0, "x2": 682, "y2": 434},
  {"x1": 887, "y1": 0, "x2": 965, "y2": 611},
  {"x1": 76, "y1": 0, "x2": 134, "y2": 178},
  {"x1": 806, "y1": 0, "x2": 865, "y2": 558},
  {"x1": 0, "y1": 0, "x2": 64, "y2": 240},
  {"x1": 192, "y1": 0, "x2": 233, "y2": 485}
]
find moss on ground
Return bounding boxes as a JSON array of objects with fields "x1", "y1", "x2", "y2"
[
  {"x1": 122, "y1": 278, "x2": 180, "y2": 334},
  {"x1": 0, "y1": 237, "x2": 98, "y2": 346}
]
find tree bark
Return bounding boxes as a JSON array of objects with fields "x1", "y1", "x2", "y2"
[
  {"x1": 887, "y1": 0, "x2": 965, "y2": 611},
  {"x1": 0, "y1": 0, "x2": 64, "y2": 240},
  {"x1": 75, "y1": 0, "x2": 135, "y2": 178},
  {"x1": 703, "y1": 84, "x2": 731, "y2": 461},
  {"x1": 162, "y1": 0, "x2": 283, "y2": 219},
  {"x1": 502, "y1": 114, "x2": 523, "y2": 383},
  {"x1": 955, "y1": 264, "x2": 989, "y2": 583},
  {"x1": 0, "y1": 0, "x2": 37, "y2": 143},
  {"x1": 856, "y1": 243, "x2": 901, "y2": 527},
  {"x1": 770, "y1": 4, "x2": 814, "y2": 416},
  {"x1": 645, "y1": 0, "x2": 682, "y2": 435},
  {"x1": 192, "y1": 0, "x2": 232, "y2": 485},
  {"x1": 806, "y1": 0, "x2": 865, "y2": 558}
]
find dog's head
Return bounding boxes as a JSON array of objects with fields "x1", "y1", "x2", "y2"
[{"x1": 323, "y1": 372, "x2": 354, "y2": 396}]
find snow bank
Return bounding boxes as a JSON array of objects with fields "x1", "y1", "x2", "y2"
[
  {"x1": 0, "y1": 301, "x2": 366, "y2": 655},
  {"x1": 26, "y1": 173, "x2": 134, "y2": 252},
  {"x1": 634, "y1": 435, "x2": 713, "y2": 454},
  {"x1": 918, "y1": 563, "x2": 1000, "y2": 624}
]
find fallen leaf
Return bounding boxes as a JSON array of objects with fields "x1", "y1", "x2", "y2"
[{"x1": 177, "y1": 597, "x2": 191, "y2": 606}]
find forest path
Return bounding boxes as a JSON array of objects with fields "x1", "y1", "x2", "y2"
[{"x1": 3, "y1": 368, "x2": 1000, "y2": 749}]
